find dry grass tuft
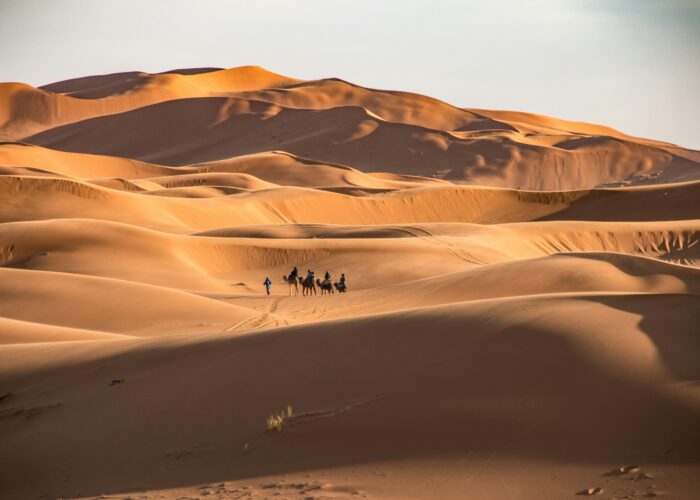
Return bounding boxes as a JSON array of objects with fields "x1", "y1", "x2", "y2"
[{"x1": 266, "y1": 405, "x2": 293, "y2": 432}]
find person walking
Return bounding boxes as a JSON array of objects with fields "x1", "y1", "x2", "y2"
[{"x1": 263, "y1": 277, "x2": 272, "y2": 295}]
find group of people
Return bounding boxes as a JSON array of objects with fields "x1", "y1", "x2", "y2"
[{"x1": 263, "y1": 266, "x2": 347, "y2": 296}]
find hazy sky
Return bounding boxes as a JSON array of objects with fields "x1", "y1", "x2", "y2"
[{"x1": 1, "y1": 0, "x2": 698, "y2": 149}]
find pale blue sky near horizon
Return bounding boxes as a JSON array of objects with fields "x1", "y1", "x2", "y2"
[{"x1": 1, "y1": 0, "x2": 698, "y2": 149}]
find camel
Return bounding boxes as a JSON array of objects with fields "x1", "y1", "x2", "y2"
[
  {"x1": 282, "y1": 274, "x2": 299, "y2": 296},
  {"x1": 316, "y1": 278, "x2": 334, "y2": 295},
  {"x1": 334, "y1": 281, "x2": 347, "y2": 293},
  {"x1": 301, "y1": 275, "x2": 316, "y2": 296}
]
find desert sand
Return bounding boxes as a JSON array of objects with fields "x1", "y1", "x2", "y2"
[{"x1": 0, "y1": 66, "x2": 699, "y2": 499}]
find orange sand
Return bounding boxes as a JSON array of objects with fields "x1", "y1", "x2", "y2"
[{"x1": 0, "y1": 67, "x2": 698, "y2": 499}]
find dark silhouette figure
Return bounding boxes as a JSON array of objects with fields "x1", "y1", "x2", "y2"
[
  {"x1": 301, "y1": 272, "x2": 316, "y2": 296},
  {"x1": 316, "y1": 278, "x2": 334, "y2": 295},
  {"x1": 334, "y1": 273, "x2": 347, "y2": 293}
]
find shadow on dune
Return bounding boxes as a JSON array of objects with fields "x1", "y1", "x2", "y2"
[
  {"x1": 551, "y1": 252, "x2": 700, "y2": 289},
  {"x1": 157, "y1": 67, "x2": 223, "y2": 76},
  {"x1": 536, "y1": 181, "x2": 700, "y2": 222},
  {"x1": 39, "y1": 71, "x2": 152, "y2": 99},
  {"x1": 21, "y1": 93, "x2": 700, "y2": 189},
  {"x1": 1, "y1": 294, "x2": 699, "y2": 498},
  {"x1": 39, "y1": 68, "x2": 224, "y2": 99},
  {"x1": 580, "y1": 294, "x2": 700, "y2": 382}
]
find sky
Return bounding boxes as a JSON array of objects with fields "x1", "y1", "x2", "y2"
[{"x1": 1, "y1": 0, "x2": 698, "y2": 149}]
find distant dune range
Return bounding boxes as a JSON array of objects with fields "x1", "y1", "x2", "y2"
[
  {"x1": 2, "y1": 66, "x2": 698, "y2": 189},
  {"x1": 0, "y1": 66, "x2": 699, "y2": 499}
]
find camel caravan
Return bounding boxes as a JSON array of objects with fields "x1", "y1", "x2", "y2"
[{"x1": 282, "y1": 267, "x2": 347, "y2": 296}]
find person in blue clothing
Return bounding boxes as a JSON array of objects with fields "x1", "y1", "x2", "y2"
[{"x1": 263, "y1": 277, "x2": 272, "y2": 295}]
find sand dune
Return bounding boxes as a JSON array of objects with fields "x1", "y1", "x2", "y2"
[
  {"x1": 0, "y1": 267, "x2": 261, "y2": 336},
  {"x1": 2, "y1": 65, "x2": 697, "y2": 189},
  {"x1": 0, "y1": 66, "x2": 301, "y2": 140},
  {"x1": 0, "y1": 144, "x2": 446, "y2": 192},
  {"x1": 0, "y1": 317, "x2": 130, "y2": 344},
  {"x1": 0, "y1": 142, "x2": 178, "y2": 179},
  {"x1": 1, "y1": 66, "x2": 699, "y2": 499},
  {"x1": 3, "y1": 174, "x2": 700, "y2": 238},
  {"x1": 2, "y1": 218, "x2": 698, "y2": 295},
  {"x1": 1, "y1": 293, "x2": 698, "y2": 498},
  {"x1": 24, "y1": 94, "x2": 700, "y2": 189}
]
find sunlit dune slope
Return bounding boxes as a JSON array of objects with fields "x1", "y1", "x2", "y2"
[{"x1": 0, "y1": 267, "x2": 261, "y2": 336}]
